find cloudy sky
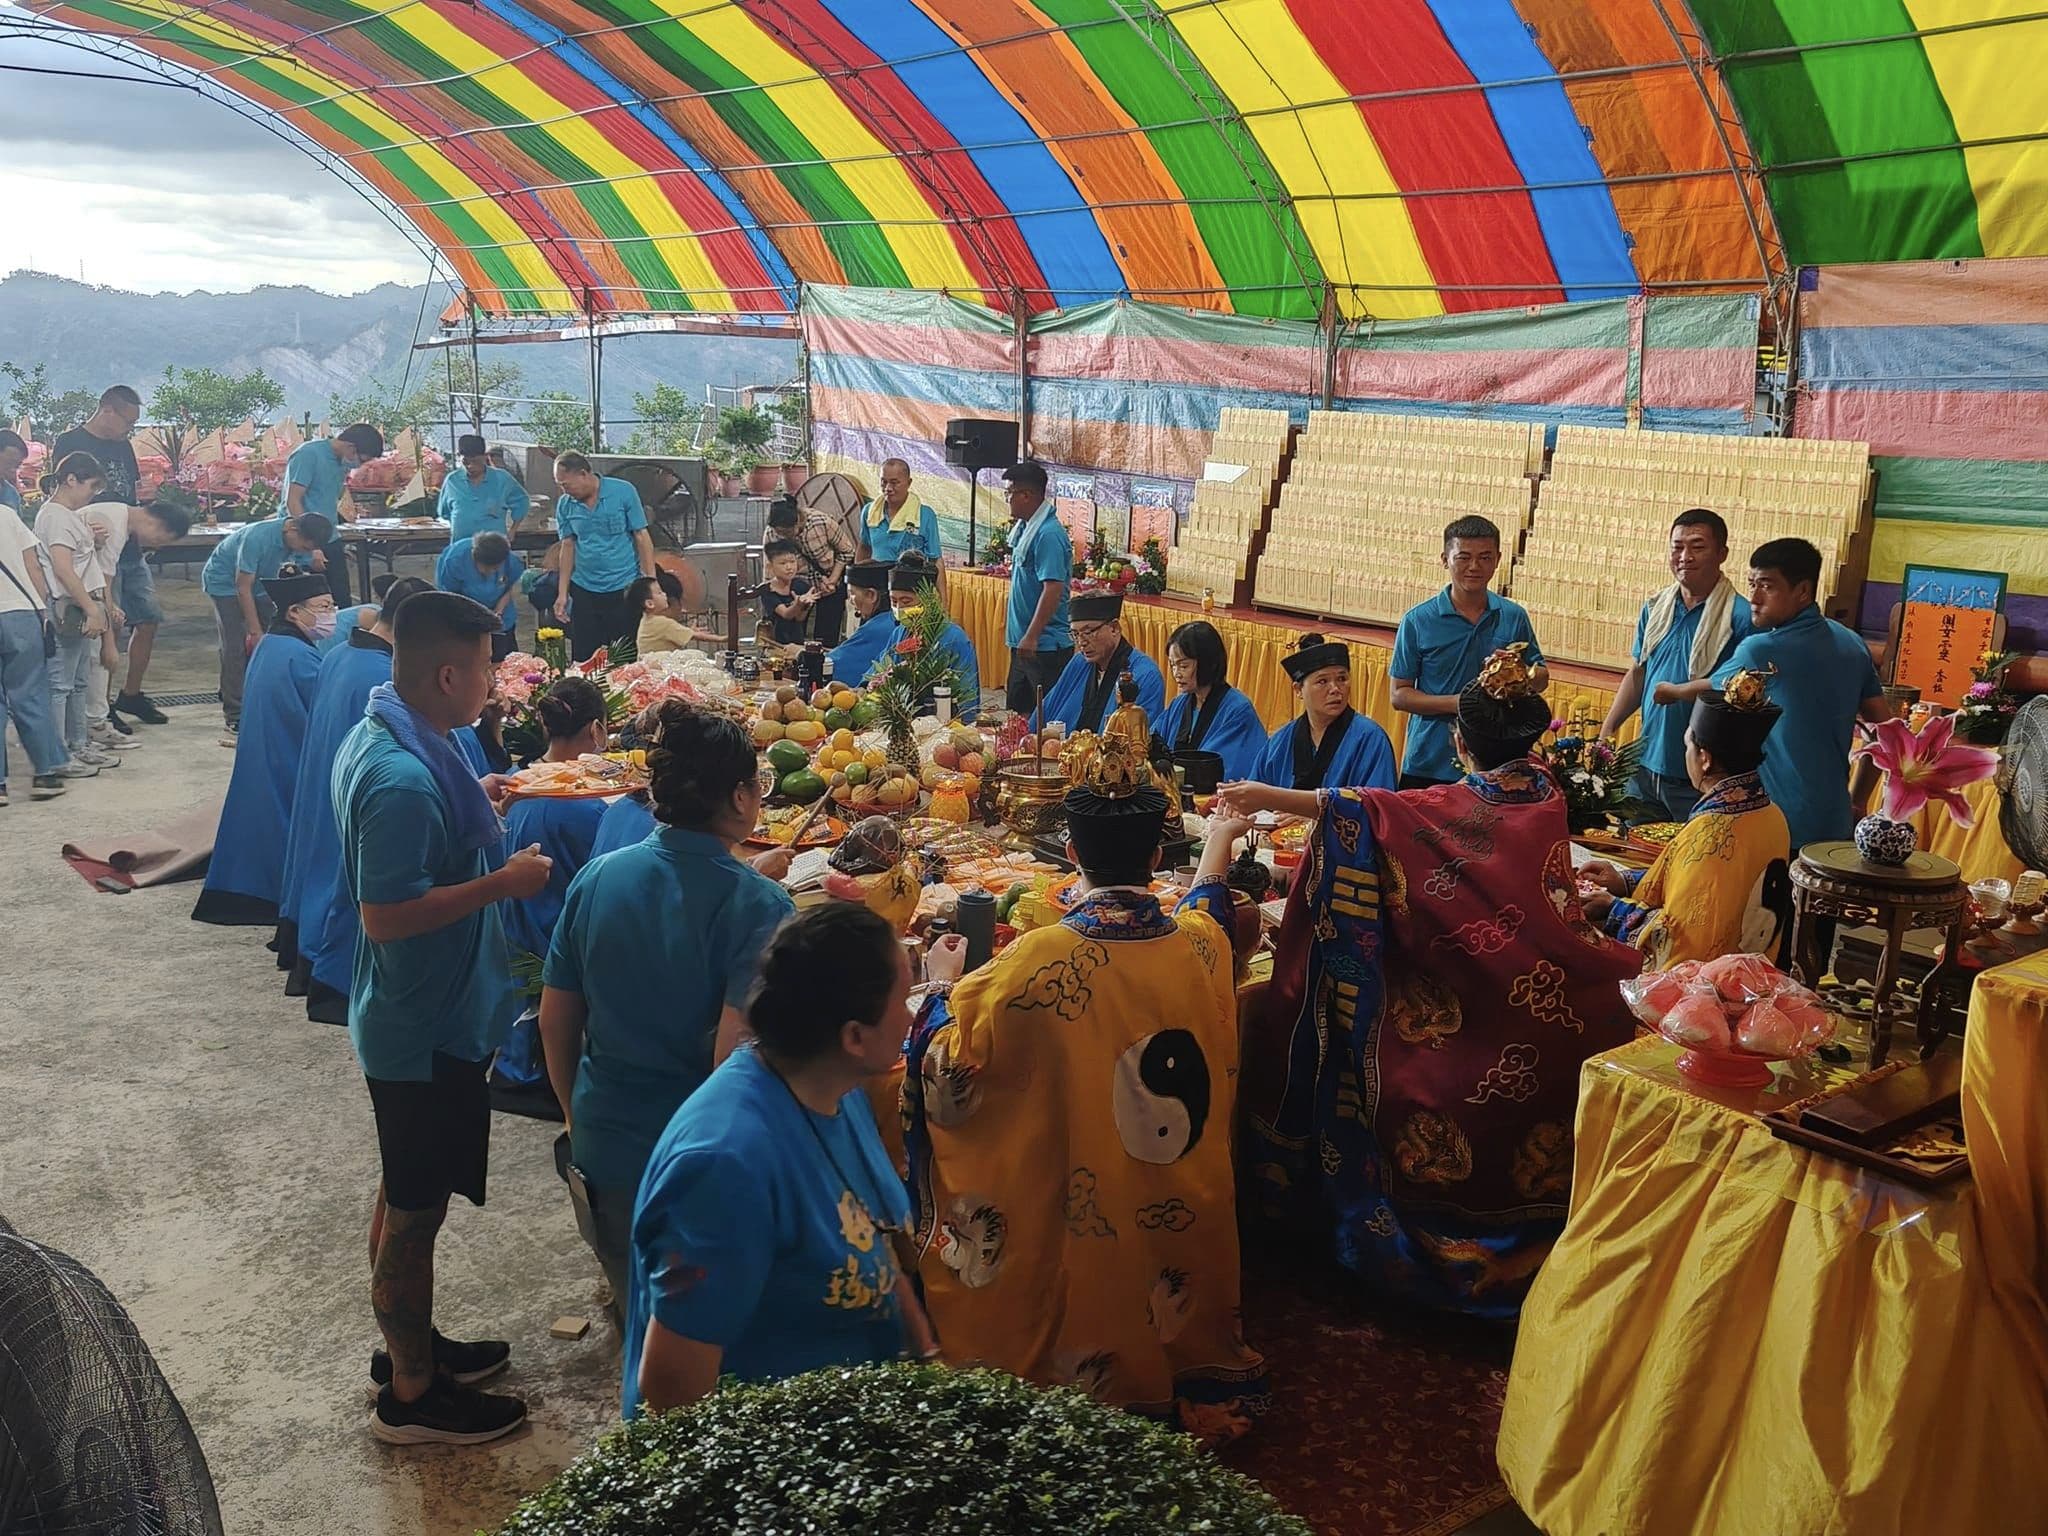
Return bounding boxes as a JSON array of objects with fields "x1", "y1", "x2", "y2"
[{"x1": 0, "y1": 25, "x2": 427, "y2": 294}]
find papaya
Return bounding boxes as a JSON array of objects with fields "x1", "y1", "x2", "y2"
[
  {"x1": 778, "y1": 768, "x2": 828, "y2": 804},
  {"x1": 764, "y1": 739, "x2": 809, "y2": 776}
]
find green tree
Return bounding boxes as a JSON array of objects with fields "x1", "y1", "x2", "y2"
[
  {"x1": 626, "y1": 382, "x2": 707, "y2": 453},
  {"x1": 331, "y1": 356, "x2": 524, "y2": 445},
  {"x1": 523, "y1": 392, "x2": 593, "y2": 454},
  {"x1": 149, "y1": 365, "x2": 286, "y2": 473},
  {"x1": 1, "y1": 362, "x2": 99, "y2": 441}
]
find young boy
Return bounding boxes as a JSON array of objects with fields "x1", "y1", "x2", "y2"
[
  {"x1": 754, "y1": 539, "x2": 815, "y2": 649},
  {"x1": 629, "y1": 571, "x2": 720, "y2": 656}
]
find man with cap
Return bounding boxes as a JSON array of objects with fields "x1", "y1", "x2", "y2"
[
  {"x1": 438, "y1": 434, "x2": 531, "y2": 544},
  {"x1": 193, "y1": 572, "x2": 335, "y2": 926},
  {"x1": 201, "y1": 507, "x2": 334, "y2": 743},
  {"x1": 1220, "y1": 645, "x2": 1638, "y2": 1316},
  {"x1": 885, "y1": 552, "x2": 980, "y2": 720},
  {"x1": 825, "y1": 559, "x2": 898, "y2": 685},
  {"x1": 901, "y1": 736, "x2": 1267, "y2": 1435},
  {"x1": 1582, "y1": 669, "x2": 1792, "y2": 968},
  {"x1": 285, "y1": 422, "x2": 385, "y2": 606},
  {"x1": 1041, "y1": 590, "x2": 1165, "y2": 735}
]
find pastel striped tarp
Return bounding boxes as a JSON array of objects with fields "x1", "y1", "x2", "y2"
[
  {"x1": 807, "y1": 282, "x2": 1759, "y2": 559},
  {"x1": 1794, "y1": 259, "x2": 2048, "y2": 649}
]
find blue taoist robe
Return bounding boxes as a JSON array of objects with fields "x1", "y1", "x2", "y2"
[
  {"x1": 193, "y1": 626, "x2": 322, "y2": 925},
  {"x1": 494, "y1": 792, "x2": 608, "y2": 1089},
  {"x1": 1156, "y1": 685, "x2": 1269, "y2": 781},
  {"x1": 1251, "y1": 709, "x2": 1399, "y2": 793},
  {"x1": 1042, "y1": 641, "x2": 1166, "y2": 736}
]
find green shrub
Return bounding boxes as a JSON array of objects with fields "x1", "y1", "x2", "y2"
[{"x1": 491, "y1": 1364, "x2": 1308, "y2": 1535}]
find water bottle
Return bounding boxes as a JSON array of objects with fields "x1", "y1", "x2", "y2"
[
  {"x1": 955, "y1": 889, "x2": 996, "y2": 972},
  {"x1": 932, "y1": 682, "x2": 954, "y2": 724}
]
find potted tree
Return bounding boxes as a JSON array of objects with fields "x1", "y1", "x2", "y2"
[
  {"x1": 773, "y1": 392, "x2": 810, "y2": 491},
  {"x1": 493, "y1": 1364, "x2": 1306, "y2": 1536},
  {"x1": 713, "y1": 405, "x2": 780, "y2": 496}
]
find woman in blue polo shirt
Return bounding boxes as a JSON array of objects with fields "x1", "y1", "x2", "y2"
[
  {"x1": 434, "y1": 533, "x2": 522, "y2": 660},
  {"x1": 437, "y1": 435, "x2": 529, "y2": 543},
  {"x1": 539, "y1": 703, "x2": 796, "y2": 1311}
]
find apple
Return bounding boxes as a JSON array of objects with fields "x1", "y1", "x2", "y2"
[{"x1": 933, "y1": 743, "x2": 960, "y2": 770}]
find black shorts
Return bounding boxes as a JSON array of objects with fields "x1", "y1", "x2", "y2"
[{"x1": 366, "y1": 1052, "x2": 492, "y2": 1212}]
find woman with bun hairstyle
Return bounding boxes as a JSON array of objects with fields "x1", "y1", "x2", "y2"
[
  {"x1": 1158, "y1": 619, "x2": 1266, "y2": 780},
  {"x1": 1244, "y1": 632, "x2": 1395, "y2": 793},
  {"x1": 538, "y1": 700, "x2": 796, "y2": 1306}
]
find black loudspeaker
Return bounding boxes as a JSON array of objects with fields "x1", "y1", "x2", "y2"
[{"x1": 944, "y1": 417, "x2": 1019, "y2": 470}]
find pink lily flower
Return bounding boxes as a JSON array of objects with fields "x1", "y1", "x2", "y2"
[{"x1": 1854, "y1": 714, "x2": 1999, "y2": 826}]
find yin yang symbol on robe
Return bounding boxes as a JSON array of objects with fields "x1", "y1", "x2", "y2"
[{"x1": 1113, "y1": 1030, "x2": 1211, "y2": 1164}]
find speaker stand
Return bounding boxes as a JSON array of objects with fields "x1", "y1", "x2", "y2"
[{"x1": 967, "y1": 467, "x2": 981, "y2": 569}]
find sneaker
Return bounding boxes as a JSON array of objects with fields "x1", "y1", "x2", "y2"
[
  {"x1": 90, "y1": 723, "x2": 141, "y2": 750},
  {"x1": 0, "y1": 785, "x2": 9, "y2": 807},
  {"x1": 115, "y1": 691, "x2": 169, "y2": 725},
  {"x1": 370, "y1": 1377, "x2": 526, "y2": 1447},
  {"x1": 371, "y1": 1331, "x2": 510, "y2": 1389},
  {"x1": 101, "y1": 711, "x2": 134, "y2": 737},
  {"x1": 51, "y1": 759, "x2": 100, "y2": 780},
  {"x1": 219, "y1": 729, "x2": 239, "y2": 749},
  {"x1": 30, "y1": 776, "x2": 68, "y2": 800},
  {"x1": 76, "y1": 746, "x2": 122, "y2": 769}
]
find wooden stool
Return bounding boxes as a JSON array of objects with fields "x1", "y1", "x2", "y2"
[{"x1": 1787, "y1": 841, "x2": 1968, "y2": 1065}]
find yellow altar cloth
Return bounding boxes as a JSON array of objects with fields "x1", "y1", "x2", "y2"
[{"x1": 1496, "y1": 1032, "x2": 2048, "y2": 1536}]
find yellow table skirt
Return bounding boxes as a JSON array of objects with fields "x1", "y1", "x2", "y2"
[
  {"x1": 1908, "y1": 777, "x2": 2025, "y2": 886},
  {"x1": 1497, "y1": 1037, "x2": 2048, "y2": 1536},
  {"x1": 947, "y1": 570, "x2": 1633, "y2": 764}
]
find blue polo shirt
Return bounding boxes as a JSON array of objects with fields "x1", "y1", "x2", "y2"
[
  {"x1": 1712, "y1": 605, "x2": 1883, "y2": 855},
  {"x1": 1003, "y1": 504, "x2": 1072, "y2": 652},
  {"x1": 200, "y1": 515, "x2": 314, "y2": 598},
  {"x1": 1391, "y1": 588, "x2": 1544, "y2": 782},
  {"x1": 1632, "y1": 595, "x2": 1754, "y2": 778},
  {"x1": 332, "y1": 717, "x2": 511, "y2": 1081},
  {"x1": 864, "y1": 500, "x2": 943, "y2": 563},
  {"x1": 543, "y1": 825, "x2": 794, "y2": 1196},
  {"x1": 435, "y1": 537, "x2": 523, "y2": 632},
  {"x1": 554, "y1": 475, "x2": 648, "y2": 595},
  {"x1": 439, "y1": 466, "x2": 530, "y2": 543},
  {"x1": 283, "y1": 440, "x2": 347, "y2": 521}
]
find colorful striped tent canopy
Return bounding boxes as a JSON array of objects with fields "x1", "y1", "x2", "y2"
[{"x1": 15, "y1": 1, "x2": 2046, "y2": 318}]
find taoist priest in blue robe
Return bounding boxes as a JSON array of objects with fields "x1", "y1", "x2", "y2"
[
  {"x1": 1042, "y1": 590, "x2": 1165, "y2": 735},
  {"x1": 193, "y1": 573, "x2": 334, "y2": 926}
]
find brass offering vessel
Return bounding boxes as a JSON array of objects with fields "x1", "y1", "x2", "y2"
[{"x1": 995, "y1": 762, "x2": 1069, "y2": 841}]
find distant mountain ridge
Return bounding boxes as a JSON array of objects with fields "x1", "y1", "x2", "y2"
[{"x1": 0, "y1": 270, "x2": 796, "y2": 420}]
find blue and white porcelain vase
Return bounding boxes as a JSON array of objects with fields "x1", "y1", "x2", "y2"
[{"x1": 1854, "y1": 814, "x2": 1918, "y2": 867}]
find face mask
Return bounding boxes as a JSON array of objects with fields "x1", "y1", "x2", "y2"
[{"x1": 306, "y1": 611, "x2": 338, "y2": 640}]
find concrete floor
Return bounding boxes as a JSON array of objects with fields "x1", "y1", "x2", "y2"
[{"x1": 0, "y1": 554, "x2": 1541, "y2": 1536}]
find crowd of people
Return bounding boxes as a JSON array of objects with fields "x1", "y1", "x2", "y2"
[{"x1": 2, "y1": 396, "x2": 1902, "y2": 1467}]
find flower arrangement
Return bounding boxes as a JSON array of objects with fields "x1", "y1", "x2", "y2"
[
  {"x1": 495, "y1": 626, "x2": 633, "y2": 764},
  {"x1": 978, "y1": 524, "x2": 1011, "y2": 571},
  {"x1": 1133, "y1": 535, "x2": 1169, "y2": 595},
  {"x1": 1540, "y1": 717, "x2": 1647, "y2": 833},
  {"x1": 1854, "y1": 714, "x2": 2000, "y2": 827},
  {"x1": 1954, "y1": 649, "x2": 2021, "y2": 744},
  {"x1": 865, "y1": 578, "x2": 970, "y2": 768},
  {"x1": 1071, "y1": 528, "x2": 1167, "y2": 597}
]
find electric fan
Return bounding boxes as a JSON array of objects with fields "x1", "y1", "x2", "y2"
[
  {"x1": 0, "y1": 1219, "x2": 223, "y2": 1534},
  {"x1": 1997, "y1": 695, "x2": 2048, "y2": 873}
]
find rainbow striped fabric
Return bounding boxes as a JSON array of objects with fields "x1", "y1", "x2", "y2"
[
  {"x1": 807, "y1": 283, "x2": 1761, "y2": 554},
  {"x1": 28, "y1": 0, "x2": 2045, "y2": 317},
  {"x1": 1794, "y1": 259, "x2": 2048, "y2": 650}
]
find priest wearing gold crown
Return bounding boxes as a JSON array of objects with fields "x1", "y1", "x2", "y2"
[
  {"x1": 1580, "y1": 670, "x2": 1792, "y2": 967},
  {"x1": 899, "y1": 737, "x2": 1267, "y2": 1440},
  {"x1": 1219, "y1": 647, "x2": 1639, "y2": 1316},
  {"x1": 1041, "y1": 590, "x2": 1165, "y2": 734}
]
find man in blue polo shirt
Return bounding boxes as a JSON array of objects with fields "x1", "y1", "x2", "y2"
[
  {"x1": 1597, "y1": 508, "x2": 1753, "y2": 821},
  {"x1": 334, "y1": 590, "x2": 548, "y2": 1447},
  {"x1": 552, "y1": 451, "x2": 653, "y2": 663},
  {"x1": 437, "y1": 434, "x2": 530, "y2": 543},
  {"x1": 283, "y1": 423, "x2": 383, "y2": 606},
  {"x1": 200, "y1": 511, "x2": 333, "y2": 739},
  {"x1": 1712, "y1": 537, "x2": 1889, "y2": 856},
  {"x1": 435, "y1": 532, "x2": 523, "y2": 660},
  {"x1": 1391, "y1": 515, "x2": 1546, "y2": 788},
  {"x1": 1001, "y1": 460, "x2": 1073, "y2": 716}
]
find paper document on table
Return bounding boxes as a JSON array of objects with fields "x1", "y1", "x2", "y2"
[
  {"x1": 1201, "y1": 461, "x2": 1248, "y2": 483},
  {"x1": 785, "y1": 848, "x2": 831, "y2": 889},
  {"x1": 1570, "y1": 842, "x2": 1601, "y2": 870}
]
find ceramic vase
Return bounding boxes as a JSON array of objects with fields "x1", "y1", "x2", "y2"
[{"x1": 1854, "y1": 814, "x2": 1918, "y2": 867}]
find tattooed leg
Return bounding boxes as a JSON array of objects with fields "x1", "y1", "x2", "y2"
[
  {"x1": 372, "y1": 1200, "x2": 447, "y2": 1402},
  {"x1": 368, "y1": 1181, "x2": 386, "y2": 1272}
]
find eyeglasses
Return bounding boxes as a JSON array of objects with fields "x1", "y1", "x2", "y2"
[{"x1": 1072, "y1": 623, "x2": 1110, "y2": 645}]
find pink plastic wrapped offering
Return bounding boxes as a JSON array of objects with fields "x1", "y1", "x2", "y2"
[{"x1": 1619, "y1": 954, "x2": 1837, "y2": 1087}]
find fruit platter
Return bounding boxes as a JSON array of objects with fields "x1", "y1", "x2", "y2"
[
  {"x1": 746, "y1": 806, "x2": 849, "y2": 848},
  {"x1": 502, "y1": 752, "x2": 648, "y2": 802}
]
